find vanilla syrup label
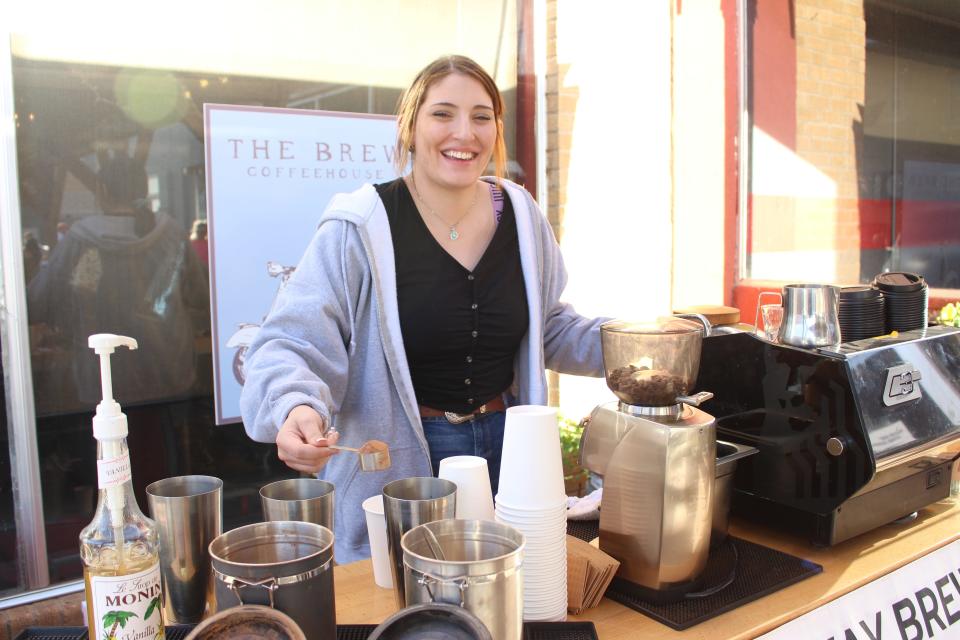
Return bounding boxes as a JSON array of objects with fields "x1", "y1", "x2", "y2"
[
  {"x1": 90, "y1": 564, "x2": 164, "y2": 640},
  {"x1": 97, "y1": 452, "x2": 132, "y2": 489}
]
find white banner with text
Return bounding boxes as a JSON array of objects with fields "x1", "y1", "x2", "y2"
[{"x1": 760, "y1": 538, "x2": 960, "y2": 640}]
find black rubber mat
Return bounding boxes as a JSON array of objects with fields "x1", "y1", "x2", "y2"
[
  {"x1": 524, "y1": 621, "x2": 598, "y2": 639},
  {"x1": 16, "y1": 621, "x2": 598, "y2": 640},
  {"x1": 566, "y1": 519, "x2": 822, "y2": 631}
]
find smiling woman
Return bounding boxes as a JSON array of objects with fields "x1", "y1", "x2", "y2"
[{"x1": 239, "y1": 54, "x2": 608, "y2": 564}]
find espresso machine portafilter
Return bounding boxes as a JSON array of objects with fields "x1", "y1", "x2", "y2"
[{"x1": 579, "y1": 318, "x2": 717, "y2": 601}]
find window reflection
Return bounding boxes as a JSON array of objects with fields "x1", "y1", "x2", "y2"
[
  {"x1": 861, "y1": 2, "x2": 960, "y2": 287},
  {"x1": 10, "y1": 61, "x2": 411, "y2": 586},
  {"x1": 747, "y1": 1, "x2": 960, "y2": 289},
  {"x1": 10, "y1": 46, "x2": 518, "y2": 590}
]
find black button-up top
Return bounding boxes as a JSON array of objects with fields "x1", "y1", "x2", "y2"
[{"x1": 377, "y1": 179, "x2": 529, "y2": 414}]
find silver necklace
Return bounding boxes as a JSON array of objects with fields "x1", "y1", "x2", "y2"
[{"x1": 410, "y1": 174, "x2": 479, "y2": 241}]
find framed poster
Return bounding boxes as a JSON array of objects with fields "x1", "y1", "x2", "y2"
[{"x1": 204, "y1": 104, "x2": 397, "y2": 424}]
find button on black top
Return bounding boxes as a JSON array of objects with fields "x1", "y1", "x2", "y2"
[{"x1": 378, "y1": 179, "x2": 529, "y2": 413}]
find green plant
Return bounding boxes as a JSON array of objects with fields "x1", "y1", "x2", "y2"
[
  {"x1": 558, "y1": 415, "x2": 585, "y2": 458},
  {"x1": 938, "y1": 302, "x2": 960, "y2": 328},
  {"x1": 559, "y1": 415, "x2": 588, "y2": 496}
]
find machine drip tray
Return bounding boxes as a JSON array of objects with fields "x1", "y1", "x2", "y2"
[{"x1": 566, "y1": 519, "x2": 822, "y2": 631}]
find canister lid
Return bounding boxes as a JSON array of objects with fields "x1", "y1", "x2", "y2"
[
  {"x1": 184, "y1": 605, "x2": 305, "y2": 640},
  {"x1": 873, "y1": 272, "x2": 925, "y2": 293},
  {"x1": 368, "y1": 603, "x2": 493, "y2": 640},
  {"x1": 672, "y1": 305, "x2": 740, "y2": 326}
]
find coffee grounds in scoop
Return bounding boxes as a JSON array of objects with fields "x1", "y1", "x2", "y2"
[
  {"x1": 608, "y1": 364, "x2": 687, "y2": 406},
  {"x1": 359, "y1": 440, "x2": 388, "y2": 455}
]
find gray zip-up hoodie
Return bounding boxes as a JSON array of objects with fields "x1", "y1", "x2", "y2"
[{"x1": 240, "y1": 178, "x2": 605, "y2": 563}]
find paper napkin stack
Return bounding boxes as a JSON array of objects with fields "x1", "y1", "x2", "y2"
[{"x1": 566, "y1": 535, "x2": 620, "y2": 614}]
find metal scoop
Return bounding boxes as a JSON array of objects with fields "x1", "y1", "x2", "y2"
[
  {"x1": 328, "y1": 439, "x2": 391, "y2": 471},
  {"x1": 422, "y1": 526, "x2": 446, "y2": 560}
]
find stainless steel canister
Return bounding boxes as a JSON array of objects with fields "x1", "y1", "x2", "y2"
[
  {"x1": 209, "y1": 521, "x2": 335, "y2": 640},
  {"x1": 779, "y1": 283, "x2": 841, "y2": 348},
  {"x1": 402, "y1": 519, "x2": 525, "y2": 640},
  {"x1": 146, "y1": 475, "x2": 223, "y2": 624},
  {"x1": 382, "y1": 477, "x2": 457, "y2": 608}
]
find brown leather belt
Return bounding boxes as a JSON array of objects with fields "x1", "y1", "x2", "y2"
[{"x1": 419, "y1": 396, "x2": 506, "y2": 424}]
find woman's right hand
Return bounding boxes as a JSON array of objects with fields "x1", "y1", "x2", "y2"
[{"x1": 276, "y1": 405, "x2": 340, "y2": 473}]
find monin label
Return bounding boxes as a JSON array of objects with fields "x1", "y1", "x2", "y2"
[{"x1": 89, "y1": 564, "x2": 163, "y2": 640}]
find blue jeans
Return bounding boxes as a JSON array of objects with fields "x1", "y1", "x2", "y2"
[{"x1": 421, "y1": 411, "x2": 506, "y2": 496}]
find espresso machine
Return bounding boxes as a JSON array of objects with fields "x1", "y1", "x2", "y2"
[
  {"x1": 695, "y1": 325, "x2": 960, "y2": 546},
  {"x1": 579, "y1": 318, "x2": 718, "y2": 600}
]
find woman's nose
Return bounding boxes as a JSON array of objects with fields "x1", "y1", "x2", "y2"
[{"x1": 452, "y1": 114, "x2": 473, "y2": 139}]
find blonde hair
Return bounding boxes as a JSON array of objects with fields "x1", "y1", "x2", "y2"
[{"x1": 394, "y1": 55, "x2": 507, "y2": 184}]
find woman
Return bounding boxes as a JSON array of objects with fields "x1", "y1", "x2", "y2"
[{"x1": 240, "y1": 55, "x2": 605, "y2": 563}]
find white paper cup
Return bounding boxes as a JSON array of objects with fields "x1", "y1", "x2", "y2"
[
  {"x1": 362, "y1": 494, "x2": 393, "y2": 589},
  {"x1": 497, "y1": 406, "x2": 565, "y2": 508},
  {"x1": 439, "y1": 456, "x2": 495, "y2": 521}
]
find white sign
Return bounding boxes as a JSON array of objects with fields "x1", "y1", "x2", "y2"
[
  {"x1": 203, "y1": 104, "x2": 397, "y2": 424},
  {"x1": 759, "y1": 539, "x2": 960, "y2": 640}
]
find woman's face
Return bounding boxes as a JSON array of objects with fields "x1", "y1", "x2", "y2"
[{"x1": 412, "y1": 72, "x2": 497, "y2": 191}]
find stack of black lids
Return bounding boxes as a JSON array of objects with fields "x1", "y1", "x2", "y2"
[
  {"x1": 839, "y1": 286, "x2": 885, "y2": 342},
  {"x1": 873, "y1": 272, "x2": 928, "y2": 333}
]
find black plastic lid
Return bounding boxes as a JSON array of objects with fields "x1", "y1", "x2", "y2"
[
  {"x1": 873, "y1": 272, "x2": 925, "y2": 293},
  {"x1": 840, "y1": 286, "x2": 882, "y2": 300}
]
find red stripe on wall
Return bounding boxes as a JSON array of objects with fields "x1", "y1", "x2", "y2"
[{"x1": 859, "y1": 199, "x2": 960, "y2": 249}]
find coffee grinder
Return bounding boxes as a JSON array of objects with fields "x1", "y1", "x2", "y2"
[{"x1": 579, "y1": 318, "x2": 717, "y2": 600}]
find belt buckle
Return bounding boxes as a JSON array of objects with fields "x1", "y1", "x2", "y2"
[
  {"x1": 443, "y1": 411, "x2": 473, "y2": 425},
  {"x1": 444, "y1": 403, "x2": 487, "y2": 425}
]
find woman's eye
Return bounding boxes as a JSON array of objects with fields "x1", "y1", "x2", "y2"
[
  {"x1": 474, "y1": 114, "x2": 493, "y2": 122},
  {"x1": 432, "y1": 111, "x2": 452, "y2": 118}
]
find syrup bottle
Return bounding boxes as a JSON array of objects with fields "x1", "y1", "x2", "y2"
[{"x1": 80, "y1": 334, "x2": 164, "y2": 640}]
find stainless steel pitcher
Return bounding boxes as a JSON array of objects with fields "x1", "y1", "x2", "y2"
[{"x1": 778, "y1": 284, "x2": 841, "y2": 348}]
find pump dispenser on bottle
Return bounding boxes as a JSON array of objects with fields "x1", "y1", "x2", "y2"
[{"x1": 80, "y1": 334, "x2": 165, "y2": 640}]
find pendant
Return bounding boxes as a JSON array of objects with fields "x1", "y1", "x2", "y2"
[{"x1": 449, "y1": 227, "x2": 460, "y2": 241}]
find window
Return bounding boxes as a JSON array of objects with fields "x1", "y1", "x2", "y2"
[
  {"x1": 746, "y1": 0, "x2": 960, "y2": 290},
  {"x1": 3, "y1": 0, "x2": 521, "y2": 597}
]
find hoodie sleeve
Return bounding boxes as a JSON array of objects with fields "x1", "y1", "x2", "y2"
[
  {"x1": 239, "y1": 218, "x2": 367, "y2": 442},
  {"x1": 529, "y1": 192, "x2": 609, "y2": 377}
]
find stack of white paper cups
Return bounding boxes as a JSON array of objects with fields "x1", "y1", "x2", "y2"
[{"x1": 495, "y1": 405, "x2": 568, "y2": 621}]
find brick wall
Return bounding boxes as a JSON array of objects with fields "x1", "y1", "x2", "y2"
[
  {"x1": 545, "y1": 0, "x2": 561, "y2": 407},
  {"x1": 544, "y1": 0, "x2": 563, "y2": 239},
  {"x1": 0, "y1": 592, "x2": 84, "y2": 640},
  {"x1": 794, "y1": 0, "x2": 866, "y2": 281}
]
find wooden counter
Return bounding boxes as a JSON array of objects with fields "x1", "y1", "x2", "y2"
[{"x1": 332, "y1": 499, "x2": 960, "y2": 638}]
